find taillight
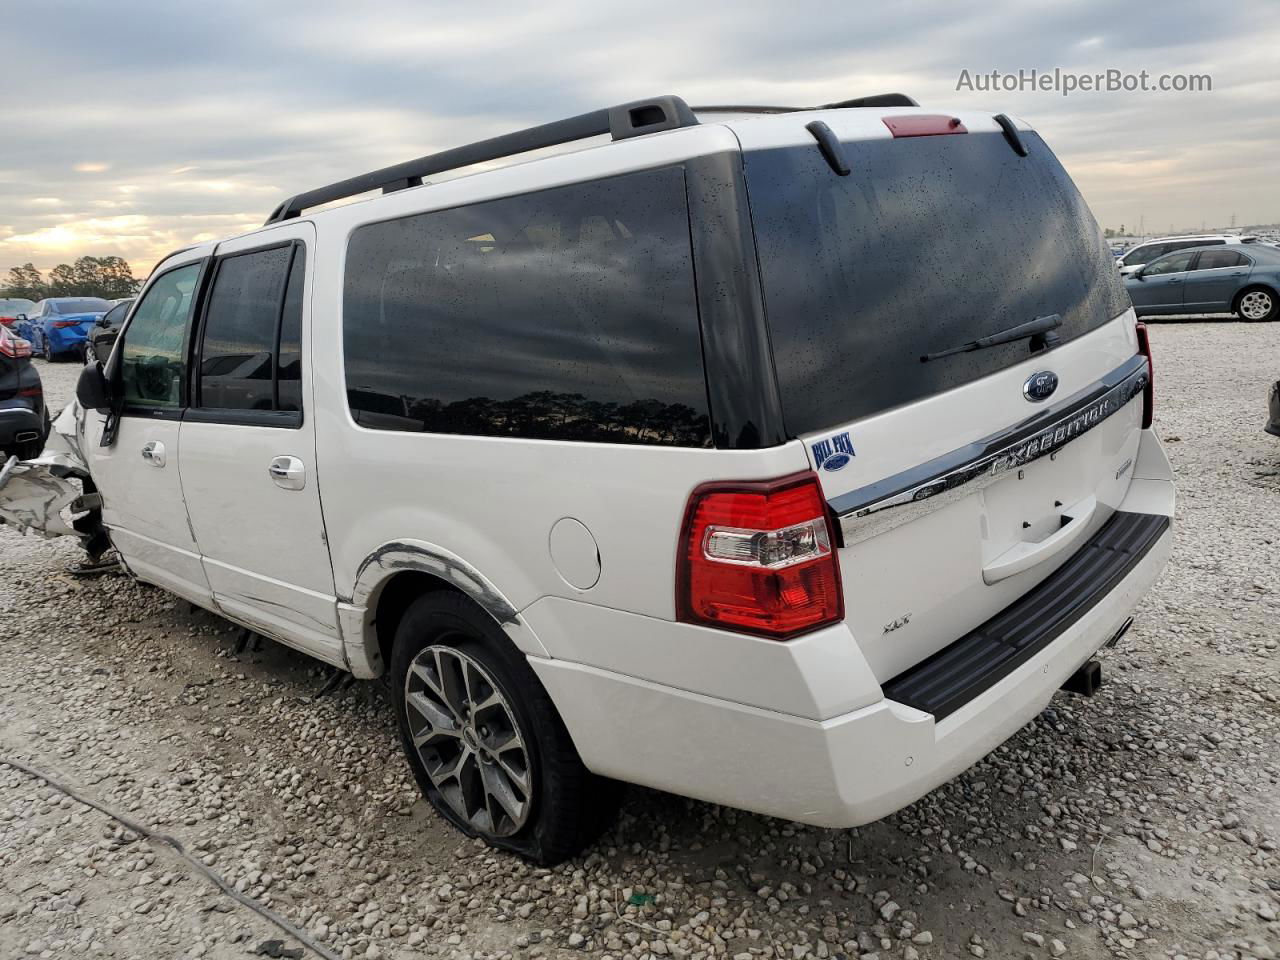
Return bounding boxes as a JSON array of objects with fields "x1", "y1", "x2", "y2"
[
  {"x1": 676, "y1": 471, "x2": 843, "y2": 639},
  {"x1": 1135, "y1": 322, "x2": 1154, "y2": 429},
  {"x1": 0, "y1": 335, "x2": 33, "y2": 359},
  {"x1": 17, "y1": 385, "x2": 42, "y2": 398},
  {"x1": 51, "y1": 320, "x2": 83, "y2": 328}
]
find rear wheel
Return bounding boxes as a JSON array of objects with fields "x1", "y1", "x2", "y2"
[
  {"x1": 82, "y1": 341, "x2": 96, "y2": 364},
  {"x1": 1236, "y1": 287, "x2": 1277, "y2": 322},
  {"x1": 390, "y1": 592, "x2": 620, "y2": 864}
]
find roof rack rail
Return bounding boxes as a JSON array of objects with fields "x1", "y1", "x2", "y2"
[
  {"x1": 691, "y1": 93, "x2": 919, "y2": 115},
  {"x1": 263, "y1": 95, "x2": 699, "y2": 224}
]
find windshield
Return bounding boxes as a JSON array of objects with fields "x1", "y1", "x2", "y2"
[
  {"x1": 744, "y1": 130, "x2": 1129, "y2": 434},
  {"x1": 51, "y1": 298, "x2": 110, "y2": 315},
  {"x1": 0, "y1": 299, "x2": 34, "y2": 315}
]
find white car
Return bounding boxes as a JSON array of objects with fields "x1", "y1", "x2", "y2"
[
  {"x1": 2, "y1": 94, "x2": 1174, "y2": 864},
  {"x1": 1117, "y1": 233, "x2": 1262, "y2": 277}
]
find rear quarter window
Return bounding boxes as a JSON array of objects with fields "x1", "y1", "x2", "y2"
[{"x1": 342, "y1": 166, "x2": 711, "y2": 446}]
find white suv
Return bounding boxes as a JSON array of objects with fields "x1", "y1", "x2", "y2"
[
  {"x1": 1117, "y1": 233, "x2": 1261, "y2": 276},
  {"x1": 2, "y1": 94, "x2": 1174, "y2": 864}
]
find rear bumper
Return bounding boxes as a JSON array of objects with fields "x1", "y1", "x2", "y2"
[
  {"x1": 45, "y1": 326, "x2": 88, "y2": 352},
  {"x1": 529, "y1": 431, "x2": 1175, "y2": 827}
]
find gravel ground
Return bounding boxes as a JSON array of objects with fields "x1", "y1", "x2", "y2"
[{"x1": 2, "y1": 323, "x2": 1277, "y2": 960}]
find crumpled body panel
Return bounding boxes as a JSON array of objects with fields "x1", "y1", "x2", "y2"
[{"x1": 0, "y1": 401, "x2": 97, "y2": 542}]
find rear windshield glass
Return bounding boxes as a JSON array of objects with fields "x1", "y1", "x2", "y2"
[
  {"x1": 51, "y1": 298, "x2": 110, "y2": 314},
  {"x1": 0, "y1": 299, "x2": 34, "y2": 314},
  {"x1": 745, "y1": 131, "x2": 1129, "y2": 435}
]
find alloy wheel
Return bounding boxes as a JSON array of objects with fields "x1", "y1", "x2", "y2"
[
  {"x1": 403, "y1": 644, "x2": 533, "y2": 837},
  {"x1": 1240, "y1": 290, "x2": 1273, "y2": 320}
]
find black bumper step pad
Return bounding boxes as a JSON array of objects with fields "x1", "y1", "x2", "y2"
[{"x1": 882, "y1": 511, "x2": 1170, "y2": 721}]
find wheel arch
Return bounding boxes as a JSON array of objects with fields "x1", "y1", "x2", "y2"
[
  {"x1": 1233, "y1": 282, "x2": 1278, "y2": 317},
  {"x1": 339, "y1": 540, "x2": 548, "y2": 679}
]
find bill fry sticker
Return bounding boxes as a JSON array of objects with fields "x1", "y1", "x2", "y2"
[{"x1": 812, "y1": 431, "x2": 855, "y2": 472}]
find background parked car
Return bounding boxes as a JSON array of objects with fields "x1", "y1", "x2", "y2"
[
  {"x1": 1125, "y1": 244, "x2": 1280, "y2": 320},
  {"x1": 1267, "y1": 381, "x2": 1280, "y2": 437},
  {"x1": 1117, "y1": 234, "x2": 1261, "y2": 277},
  {"x1": 0, "y1": 324, "x2": 48, "y2": 460},
  {"x1": 0, "y1": 298, "x2": 36, "y2": 329},
  {"x1": 86, "y1": 297, "x2": 134, "y2": 363},
  {"x1": 15, "y1": 297, "x2": 111, "y2": 361}
]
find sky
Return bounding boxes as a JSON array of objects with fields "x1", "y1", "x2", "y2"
[{"x1": 2, "y1": 0, "x2": 1278, "y2": 280}]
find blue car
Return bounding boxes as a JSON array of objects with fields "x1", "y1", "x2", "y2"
[
  {"x1": 15, "y1": 297, "x2": 112, "y2": 361},
  {"x1": 1124, "y1": 244, "x2": 1280, "y2": 321}
]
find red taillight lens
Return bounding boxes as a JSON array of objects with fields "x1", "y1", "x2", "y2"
[
  {"x1": 17, "y1": 385, "x2": 42, "y2": 398},
  {"x1": 676, "y1": 471, "x2": 843, "y2": 639},
  {"x1": 1135, "y1": 322, "x2": 1154, "y2": 429},
  {"x1": 51, "y1": 320, "x2": 83, "y2": 328},
  {"x1": 0, "y1": 334, "x2": 33, "y2": 359}
]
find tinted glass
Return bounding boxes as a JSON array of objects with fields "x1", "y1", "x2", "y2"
[
  {"x1": 199, "y1": 246, "x2": 291, "y2": 411},
  {"x1": 745, "y1": 132, "x2": 1130, "y2": 435},
  {"x1": 277, "y1": 248, "x2": 305, "y2": 412},
  {"x1": 1196, "y1": 250, "x2": 1244, "y2": 270},
  {"x1": 1123, "y1": 243, "x2": 1165, "y2": 266},
  {"x1": 1144, "y1": 251, "x2": 1195, "y2": 275},
  {"x1": 102, "y1": 301, "x2": 130, "y2": 327},
  {"x1": 52, "y1": 298, "x2": 110, "y2": 314},
  {"x1": 343, "y1": 166, "x2": 710, "y2": 446},
  {"x1": 121, "y1": 263, "x2": 201, "y2": 408}
]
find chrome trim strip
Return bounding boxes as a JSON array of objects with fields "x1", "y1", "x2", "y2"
[{"x1": 832, "y1": 355, "x2": 1150, "y2": 545}]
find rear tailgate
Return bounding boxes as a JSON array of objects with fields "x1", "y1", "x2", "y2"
[
  {"x1": 806, "y1": 318, "x2": 1145, "y2": 681},
  {"x1": 738, "y1": 110, "x2": 1144, "y2": 682}
]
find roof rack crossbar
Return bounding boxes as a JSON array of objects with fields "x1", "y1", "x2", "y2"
[
  {"x1": 691, "y1": 93, "x2": 919, "y2": 116},
  {"x1": 264, "y1": 95, "x2": 698, "y2": 224}
]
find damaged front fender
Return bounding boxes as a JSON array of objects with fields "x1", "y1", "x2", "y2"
[{"x1": 0, "y1": 401, "x2": 109, "y2": 557}]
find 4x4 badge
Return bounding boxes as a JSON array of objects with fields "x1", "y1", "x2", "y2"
[{"x1": 812, "y1": 431, "x2": 855, "y2": 472}]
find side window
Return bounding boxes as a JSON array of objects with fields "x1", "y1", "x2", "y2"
[
  {"x1": 121, "y1": 263, "x2": 202, "y2": 409},
  {"x1": 1125, "y1": 244, "x2": 1163, "y2": 266},
  {"x1": 1144, "y1": 251, "x2": 1196, "y2": 276},
  {"x1": 1196, "y1": 250, "x2": 1244, "y2": 270},
  {"x1": 342, "y1": 166, "x2": 710, "y2": 446},
  {"x1": 277, "y1": 249, "x2": 306, "y2": 412},
  {"x1": 197, "y1": 244, "x2": 305, "y2": 417}
]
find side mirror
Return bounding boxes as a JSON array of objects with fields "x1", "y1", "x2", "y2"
[
  {"x1": 76, "y1": 362, "x2": 112, "y2": 413},
  {"x1": 96, "y1": 316, "x2": 109, "y2": 327},
  {"x1": 15, "y1": 313, "x2": 27, "y2": 323}
]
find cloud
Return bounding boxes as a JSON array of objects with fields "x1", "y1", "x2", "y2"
[{"x1": 1, "y1": 0, "x2": 1277, "y2": 279}]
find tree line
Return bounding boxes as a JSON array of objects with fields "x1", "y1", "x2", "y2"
[{"x1": 2, "y1": 257, "x2": 141, "y2": 302}]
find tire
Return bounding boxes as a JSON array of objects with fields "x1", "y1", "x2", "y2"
[
  {"x1": 390, "y1": 592, "x2": 621, "y2": 864},
  {"x1": 1235, "y1": 286, "x2": 1278, "y2": 322},
  {"x1": 82, "y1": 341, "x2": 95, "y2": 364}
]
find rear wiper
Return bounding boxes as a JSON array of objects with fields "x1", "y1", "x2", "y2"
[{"x1": 920, "y1": 313, "x2": 1062, "y2": 363}]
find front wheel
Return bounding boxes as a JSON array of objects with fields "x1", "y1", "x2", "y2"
[
  {"x1": 1236, "y1": 287, "x2": 1277, "y2": 322},
  {"x1": 391, "y1": 592, "x2": 620, "y2": 864},
  {"x1": 82, "y1": 341, "x2": 96, "y2": 364}
]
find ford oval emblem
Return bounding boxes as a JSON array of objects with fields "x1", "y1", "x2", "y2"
[
  {"x1": 822, "y1": 452, "x2": 852, "y2": 472},
  {"x1": 1023, "y1": 370, "x2": 1059, "y2": 403}
]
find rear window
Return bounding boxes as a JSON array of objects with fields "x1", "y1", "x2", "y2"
[
  {"x1": 744, "y1": 130, "x2": 1130, "y2": 435},
  {"x1": 342, "y1": 166, "x2": 710, "y2": 446},
  {"x1": 52, "y1": 298, "x2": 109, "y2": 314}
]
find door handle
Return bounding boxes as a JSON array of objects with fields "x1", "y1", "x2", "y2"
[
  {"x1": 268, "y1": 455, "x2": 306, "y2": 491},
  {"x1": 982, "y1": 495, "x2": 1098, "y2": 585},
  {"x1": 140, "y1": 440, "x2": 166, "y2": 467}
]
